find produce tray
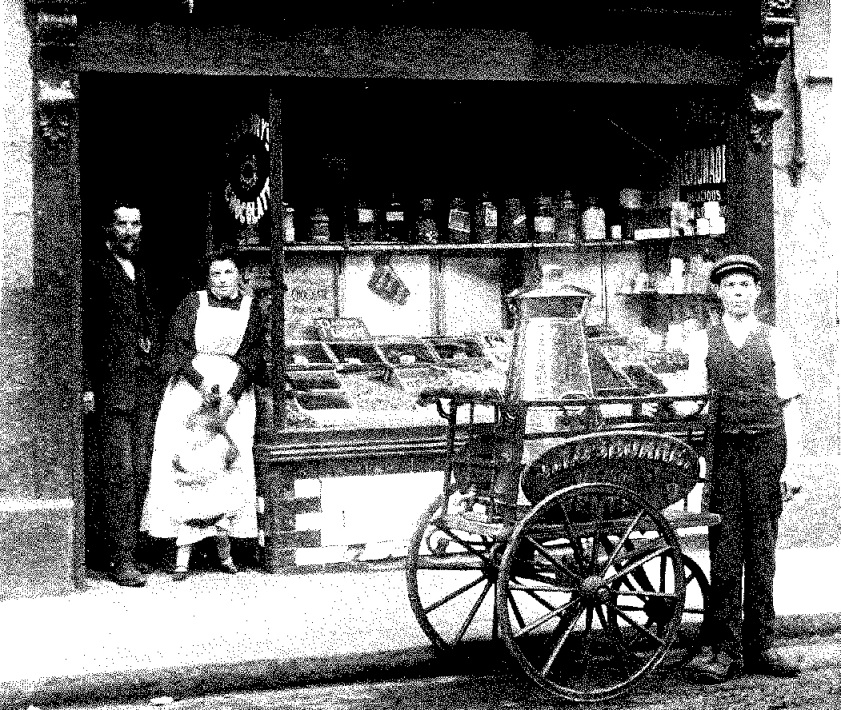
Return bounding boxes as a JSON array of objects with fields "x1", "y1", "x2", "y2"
[
  {"x1": 587, "y1": 343, "x2": 639, "y2": 396},
  {"x1": 294, "y1": 391, "x2": 354, "y2": 410},
  {"x1": 621, "y1": 364, "x2": 668, "y2": 394},
  {"x1": 284, "y1": 341, "x2": 335, "y2": 370},
  {"x1": 423, "y1": 336, "x2": 491, "y2": 369},
  {"x1": 375, "y1": 336, "x2": 440, "y2": 367},
  {"x1": 315, "y1": 317, "x2": 371, "y2": 342},
  {"x1": 388, "y1": 365, "x2": 448, "y2": 397},
  {"x1": 323, "y1": 341, "x2": 390, "y2": 369},
  {"x1": 340, "y1": 370, "x2": 419, "y2": 411},
  {"x1": 470, "y1": 331, "x2": 513, "y2": 369},
  {"x1": 286, "y1": 369, "x2": 342, "y2": 391}
]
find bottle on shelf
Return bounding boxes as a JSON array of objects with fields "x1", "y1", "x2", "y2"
[
  {"x1": 413, "y1": 198, "x2": 439, "y2": 244},
  {"x1": 350, "y1": 199, "x2": 379, "y2": 243},
  {"x1": 554, "y1": 190, "x2": 579, "y2": 243},
  {"x1": 581, "y1": 196, "x2": 606, "y2": 241},
  {"x1": 473, "y1": 192, "x2": 498, "y2": 244},
  {"x1": 384, "y1": 193, "x2": 408, "y2": 243},
  {"x1": 447, "y1": 197, "x2": 471, "y2": 244},
  {"x1": 309, "y1": 206, "x2": 331, "y2": 244},
  {"x1": 533, "y1": 195, "x2": 556, "y2": 243},
  {"x1": 500, "y1": 197, "x2": 528, "y2": 243},
  {"x1": 282, "y1": 202, "x2": 295, "y2": 243}
]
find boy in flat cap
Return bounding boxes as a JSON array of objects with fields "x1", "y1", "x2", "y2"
[{"x1": 685, "y1": 254, "x2": 803, "y2": 682}]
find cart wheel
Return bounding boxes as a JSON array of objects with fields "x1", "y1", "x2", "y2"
[
  {"x1": 406, "y1": 493, "x2": 504, "y2": 654},
  {"x1": 608, "y1": 551, "x2": 710, "y2": 668},
  {"x1": 496, "y1": 483, "x2": 686, "y2": 703}
]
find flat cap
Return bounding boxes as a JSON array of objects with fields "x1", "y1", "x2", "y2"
[{"x1": 709, "y1": 254, "x2": 763, "y2": 284}]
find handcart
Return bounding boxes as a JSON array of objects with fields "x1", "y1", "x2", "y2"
[
  {"x1": 405, "y1": 271, "x2": 719, "y2": 703},
  {"x1": 406, "y1": 392, "x2": 718, "y2": 703}
]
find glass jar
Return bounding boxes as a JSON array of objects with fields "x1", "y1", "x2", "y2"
[
  {"x1": 309, "y1": 206, "x2": 331, "y2": 243},
  {"x1": 413, "y1": 198, "x2": 439, "y2": 244},
  {"x1": 447, "y1": 197, "x2": 471, "y2": 243},
  {"x1": 533, "y1": 195, "x2": 556, "y2": 242},
  {"x1": 581, "y1": 198, "x2": 606, "y2": 241},
  {"x1": 473, "y1": 192, "x2": 498, "y2": 243},
  {"x1": 554, "y1": 190, "x2": 579, "y2": 243},
  {"x1": 384, "y1": 193, "x2": 408, "y2": 243},
  {"x1": 501, "y1": 197, "x2": 528, "y2": 243},
  {"x1": 350, "y1": 199, "x2": 379, "y2": 242},
  {"x1": 282, "y1": 202, "x2": 295, "y2": 243}
]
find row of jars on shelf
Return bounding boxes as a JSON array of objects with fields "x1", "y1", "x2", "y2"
[{"x1": 280, "y1": 193, "x2": 622, "y2": 245}]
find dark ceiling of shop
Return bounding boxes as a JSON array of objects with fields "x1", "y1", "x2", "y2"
[{"x1": 80, "y1": 1, "x2": 755, "y2": 47}]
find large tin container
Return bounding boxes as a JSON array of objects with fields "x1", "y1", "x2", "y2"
[{"x1": 505, "y1": 269, "x2": 596, "y2": 402}]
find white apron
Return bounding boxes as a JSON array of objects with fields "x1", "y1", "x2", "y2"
[{"x1": 141, "y1": 291, "x2": 258, "y2": 545}]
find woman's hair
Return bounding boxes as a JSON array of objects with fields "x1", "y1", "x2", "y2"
[{"x1": 205, "y1": 247, "x2": 242, "y2": 272}]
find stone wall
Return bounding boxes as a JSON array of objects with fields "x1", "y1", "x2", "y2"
[
  {"x1": 1, "y1": 0, "x2": 36, "y2": 499},
  {"x1": 1, "y1": 0, "x2": 76, "y2": 597},
  {"x1": 773, "y1": 0, "x2": 837, "y2": 458}
]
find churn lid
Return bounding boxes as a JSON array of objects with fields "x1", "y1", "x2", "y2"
[{"x1": 506, "y1": 265, "x2": 595, "y2": 302}]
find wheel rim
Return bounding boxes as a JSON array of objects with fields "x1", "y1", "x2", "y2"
[
  {"x1": 662, "y1": 555, "x2": 710, "y2": 667},
  {"x1": 605, "y1": 540, "x2": 710, "y2": 668},
  {"x1": 406, "y1": 494, "x2": 502, "y2": 654},
  {"x1": 496, "y1": 482, "x2": 686, "y2": 703}
]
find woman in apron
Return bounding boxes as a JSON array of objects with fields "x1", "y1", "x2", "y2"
[{"x1": 141, "y1": 248, "x2": 265, "y2": 580}]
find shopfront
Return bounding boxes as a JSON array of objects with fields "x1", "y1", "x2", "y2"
[{"x1": 13, "y1": 1, "x2": 800, "y2": 588}]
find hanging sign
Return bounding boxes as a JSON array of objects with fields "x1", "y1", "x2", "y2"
[{"x1": 224, "y1": 114, "x2": 271, "y2": 226}]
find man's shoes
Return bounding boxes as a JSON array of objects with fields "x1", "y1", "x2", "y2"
[
  {"x1": 686, "y1": 648, "x2": 743, "y2": 683},
  {"x1": 744, "y1": 649, "x2": 801, "y2": 677},
  {"x1": 218, "y1": 557, "x2": 238, "y2": 574},
  {"x1": 109, "y1": 563, "x2": 148, "y2": 588},
  {"x1": 172, "y1": 566, "x2": 190, "y2": 582},
  {"x1": 135, "y1": 561, "x2": 154, "y2": 575}
]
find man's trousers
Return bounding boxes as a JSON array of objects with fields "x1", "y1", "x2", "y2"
[
  {"x1": 707, "y1": 428, "x2": 786, "y2": 660},
  {"x1": 97, "y1": 407, "x2": 155, "y2": 568}
]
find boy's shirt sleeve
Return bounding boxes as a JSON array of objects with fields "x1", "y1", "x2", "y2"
[{"x1": 770, "y1": 327, "x2": 803, "y2": 401}]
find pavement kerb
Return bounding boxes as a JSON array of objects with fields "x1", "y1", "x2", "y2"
[{"x1": 3, "y1": 615, "x2": 841, "y2": 710}]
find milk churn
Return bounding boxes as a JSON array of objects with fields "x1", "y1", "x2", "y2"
[
  {"x1": 475, "y1": 267, "x2": 597, "y2": 519},
  {"x1": 505, "y1": 266, "x2": 596, "y2": 402}
]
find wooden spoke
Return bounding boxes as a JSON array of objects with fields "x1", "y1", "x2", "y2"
[
  {"x1": 514, "y1": 597, "x2": 580, "y2": 638},
  {"x1": 558, "y1": 504, "x2": 588, "y2": 572},
  {"x1": 431, "y1": 522, "x2": 493, "y2": 564},
  {"x1": 423, "y1": 574, "x2": 487, "y2": 614},
  {"x1": 605, "y1": 599, "x2": 668, "y2": 647},
  {"x1": 540, "y1": 603, "x2": 586, "y2": 677},
  {"x1": 527, "y1": 536, "x2": 584, "y2": 581},
  {"x1": 604, "y1": 545, "x2": 674, "y2": 587},
  {"x1": 453, "y1": 579, "x2": 493, "y2": 645},
  {"x1": 601, "y1": 510, "x2": 645, "y2": 573}
]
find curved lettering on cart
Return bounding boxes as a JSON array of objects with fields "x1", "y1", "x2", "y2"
[{"x1": 522, "y1": 432, "x2": 700, "y2": 511}]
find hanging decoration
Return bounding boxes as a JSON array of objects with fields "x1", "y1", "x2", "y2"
[
  {"x1": 224, "y1": 113, "x2": 271, "y2": 227},
  {"x1": 368, "y1": 255, "x2": 410, "y2": 306}
]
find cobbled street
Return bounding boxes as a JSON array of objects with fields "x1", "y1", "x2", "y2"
[{"x1": 58, "y1": 635, "x2": 840, "y2": 710}]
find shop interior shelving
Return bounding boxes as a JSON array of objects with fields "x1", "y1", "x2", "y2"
[{"x1": 237, "y1": 233, "x2": 729, "y2": 255}]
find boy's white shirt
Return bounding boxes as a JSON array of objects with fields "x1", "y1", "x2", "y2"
[
  {"x1": 683, "y1": 313, "x2": 803, "y2": 401},
  {"x1": 680, "y1": 312, "x2": 804, "y2": 487}
]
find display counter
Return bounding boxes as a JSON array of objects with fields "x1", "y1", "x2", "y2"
[{"x1": 254, "y1": 322, "x2": 706, "y2": 570}]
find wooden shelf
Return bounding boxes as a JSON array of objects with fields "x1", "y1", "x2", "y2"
[
  {"x1": 616, "y1": 292, "x2": 716, "y2": 299},
  {"x1": 237, "y1": 233, "x2": 726, "y2": 256},
  {"x1": 270, "y1": 240, "x2": 637, "y2": 254}
]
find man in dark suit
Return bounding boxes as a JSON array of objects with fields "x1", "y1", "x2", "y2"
[{"x1": 83, "y1": 200, "x2": 161, "y2": 587}]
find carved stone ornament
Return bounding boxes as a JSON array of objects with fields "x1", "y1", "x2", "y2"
[
  {"x1": 36, "y1": 78, "x2": 77, "y2": 156},
  {"x1": 746, "y1": 0, "x2": 796, "y2": 150},
  {"x1": 27, "y1": 4, "x2": 81, "y2": 158},
  {"x1": 748, "y1": 92, "x2": 784, "y2": 151},
  {"x1": 34, "y1": 11, "x2": 78, "y2": 49}
]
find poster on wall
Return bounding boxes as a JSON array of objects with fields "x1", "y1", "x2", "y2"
[
  {"x1": 244, "y1": 258, "x2": 336, "y2": 341},
  {"x1": 207, "y1": 112, "x2": 272, "y2": 249},
  {"x1": 285, "y1": 257, "x2": 337, "y2": 340}
]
